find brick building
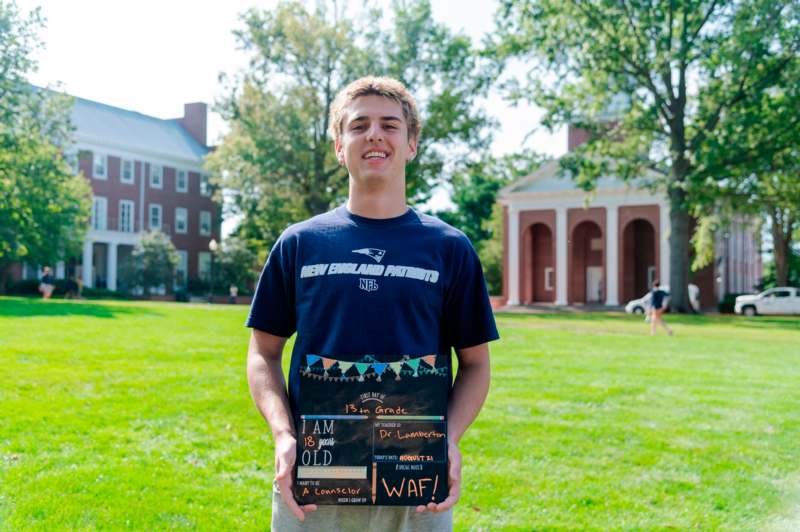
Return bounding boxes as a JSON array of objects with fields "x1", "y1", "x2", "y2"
[
  {"x1": 497, "y1": 127, "x2": 761, "y2": 309},
  {"x1": 12, "y1": 95, "x2": 219, "y2": 291}
]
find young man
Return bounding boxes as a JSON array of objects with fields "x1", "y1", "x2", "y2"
[
  {"x1": 649, "y1": 280, "x2": 673, "y2": 336},
  {"x1": 246, "y1": 76, "x2": 498, "y2": 531}
]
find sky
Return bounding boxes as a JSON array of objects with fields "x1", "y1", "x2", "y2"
[{"x1": 18, "y1": 0, "x2": 566, "y2": 222}]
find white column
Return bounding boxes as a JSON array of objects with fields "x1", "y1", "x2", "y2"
[
  {"x1": 507, "y1": 206, "x2": 520, "y2": 306},
  {"x1": 605, "y1": 205, "x2": 619, "y2": 305},
  {"x1": 659, "y1": 202, "x2": 670, "y2": 284},
  {"x1": 82, "y1": 239, "x2": 94, "y2": 288},
  {"x1": 107, "y1": 242, "x2": 118, "y2": 291},
  {"x1": 55, "y1": 261, "x2": 65, "y2": 279},
  {"x1": 556, "y1": 207, "x2": 568, "y2": 305}
]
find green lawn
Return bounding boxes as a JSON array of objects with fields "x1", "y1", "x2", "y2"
[{"x1": 1, "y1": 297, "x2": 799, "y2": 530}]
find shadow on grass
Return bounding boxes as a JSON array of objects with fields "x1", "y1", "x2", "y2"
[
  {"x1": 0, "y1": 297, "x2": 164, "y2": 319},
  {"x1": 495, "y1": 309, "x2": 800, "y2": 331}
]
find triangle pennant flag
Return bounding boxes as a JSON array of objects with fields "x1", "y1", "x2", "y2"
[
  {"x1": 322, "y1": 357, "x2": 336, "y2": 370},
  {"x1": 354, "y1": 363, "x2": 370, "y2": 375},
  {"x1": 389, "y1": 362, "x2": 404, "y2": 380},
  {"x1": 372, "y1": 362, "x2": 388, "y2": 382},
  {"x1": 306, "y1": 354, "x2": 321, "y2": 366},
  {"x1": 422, "y1": 355, "x2": 436, "y2": 368},
  {"x1": 406, "y1": 358, "x2": 421, "y2": 372}
]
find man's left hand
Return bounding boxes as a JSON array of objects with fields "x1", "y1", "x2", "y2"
[{"x1": 416, "y1": 439, "x2": 461, "y2": 513}]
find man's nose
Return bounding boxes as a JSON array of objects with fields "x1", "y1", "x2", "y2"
[{"x1": 366, "y1": 123, "x2": 383, "y2": 142}]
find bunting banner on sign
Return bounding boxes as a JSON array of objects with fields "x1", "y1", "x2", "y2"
[{"x1": 300, "y1": 354, "x2": 445, "y2": 382}]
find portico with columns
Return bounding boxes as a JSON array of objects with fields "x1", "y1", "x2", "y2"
[{"x1": 499, "y1": 160, "x2": 671, "y2": 307}]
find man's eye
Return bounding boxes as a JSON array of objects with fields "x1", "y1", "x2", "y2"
[
  {"x1": 351, "y1": 125, "x2": 366, "y2": 131},
  {"x1": 384, "y1": 125, "x2": 397, "y2": 130}
]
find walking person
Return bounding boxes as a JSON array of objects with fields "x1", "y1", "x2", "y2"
[
  {"x1": 245, "y1": 76, "x2": 498, "y2": 531},
  {"x1": 649, "y1": 280, "x2": 673, "y2": 336},
  {"x1": 38, "y1": 266, "x2": 55, "y2": 299}
]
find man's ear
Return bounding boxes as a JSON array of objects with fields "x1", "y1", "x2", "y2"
[
  {"x1": 407, "y1": 136, "x2": 418, "y2": 162},
  {"x1": 335, "y1": 137, "x2": 345, "y2": 165}
]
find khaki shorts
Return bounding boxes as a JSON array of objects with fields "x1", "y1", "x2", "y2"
[{"x1": 271, "y1": 480, "x2": 453, "y2": 532}]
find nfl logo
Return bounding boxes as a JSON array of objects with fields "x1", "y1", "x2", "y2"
[{"x1": 359, "y1": 278, "x2": 379, "y2": 292}]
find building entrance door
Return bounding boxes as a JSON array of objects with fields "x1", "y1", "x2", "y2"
[{"x1": 586, "y1": 266, "x2": 603, "y2": 302}]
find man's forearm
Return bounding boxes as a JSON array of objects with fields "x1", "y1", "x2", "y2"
[
  {"x1": 247, "y1": 348, "x2": 295, "y2": 439},
  {"x1": 447, "y1": 346, "x2": 491, "y2": 444}
]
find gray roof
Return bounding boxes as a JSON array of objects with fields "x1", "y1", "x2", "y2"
[
  {"x1": 71, "y1": 96, "x2": 209, "y2": 163},
  {"x1": 500, "y1": 158, "x2": 662, "y2": 197}
]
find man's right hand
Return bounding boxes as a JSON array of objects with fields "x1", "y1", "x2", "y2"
[{"x1": 274, "y1": 433, "x2": 318, "y2": 521}]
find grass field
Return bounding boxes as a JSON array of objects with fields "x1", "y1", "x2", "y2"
[{"x1": 1, "y1": 296, "x2": 799, "y2": 530}]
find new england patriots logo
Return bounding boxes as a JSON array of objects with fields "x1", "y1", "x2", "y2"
[{"x1": 351, "y1": 248, "x2": 386, "y2": 263}]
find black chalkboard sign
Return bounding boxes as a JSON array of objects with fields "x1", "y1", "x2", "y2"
[{"x1": 293, "y1": 354, "x2": 449, "y2": 506}]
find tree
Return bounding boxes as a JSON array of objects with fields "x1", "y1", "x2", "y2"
[
  {"x1": 435, "y1": 151, "x2": 545, "y2": 295},
  {"x1": 207, "y1": 0, "x2": 494, "y2": 252},
  {"x1": 0, "y1": 1, "x2": 91, "y2": 293},
  {"x1": 120, "y1": 231, "x2": 179, "y2": 296},
  {"x1": 494, "y1": 0, "x2": 800, "y2": 311},
  {"x1": 437, "y1": 150, "x2": 545, "y2": 249},
  {"x1": 691, "y1": 56, "x2": 800, "y2": 287},
  {"x1": 760, "y1": 249, "x2": 800, "y2": 289},
  {"x1": 213, "y1": 236, "x2": 259, "y2": 293},
  {"x1": 478, "y1": 202, "x2": 505, "y2": 296},
  {"x1": 694, "y1": 86, "x2": 800, "y2": 290}
]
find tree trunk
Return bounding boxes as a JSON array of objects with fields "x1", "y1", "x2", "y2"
[
  {"x1": 0, "y1": 262, "x2": 9, "y2": 295},
  {"x1": 667, "y1": 95, "x2": 692, "y2": 313},
  {"x1": 770, "y1": 208, "x2": 791, "y2": 287},
  {"x1": 668, "y1": 186, "x2": 692, "y2": 312}
]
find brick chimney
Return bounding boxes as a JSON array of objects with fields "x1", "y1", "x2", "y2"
[
  {"x1": 567, "y1": 124, "x2": 592, "y2": 151},
  {"x1": 179, "y1": 102, "x2": 207, "y2": 147}
]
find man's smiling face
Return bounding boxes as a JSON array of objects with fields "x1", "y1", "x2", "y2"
[{"x1": 336, "y1": 94, "x2": 417, "y2": 185}]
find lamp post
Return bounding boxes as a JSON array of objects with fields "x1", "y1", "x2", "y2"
[{"x1": 208, "y1": 238, "x2": 218, "y2": 303}]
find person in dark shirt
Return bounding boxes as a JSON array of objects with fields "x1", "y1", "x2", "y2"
[
  {"x1": 38, "y1": 266, "x2": 55, "y2": 299},
  {"x1": 649, "y1": 280, "x2": 673, "y2": 336},
  {"x1": 245, "y1": 77, "x2": 498, "y2": 531}
]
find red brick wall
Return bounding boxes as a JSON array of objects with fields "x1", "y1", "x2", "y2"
[
  {"x1": 80, "y1": 150, "x2": 219, "y2": 281},
  {"x1": 502, "y1": 205, "x2": 508, "y2": 302},
  {"x1": 688, "y1": 218, "x2": 716, "y2": 309},
  {"x1": 519, "y1": 209, "x2": 556, "y2": 303},
  {"x1": 618, "y1": 205, "x2": 660, "y2": 303},
  {"x1": 568, "y1": 207, "x2": 606, "y2": 303}
]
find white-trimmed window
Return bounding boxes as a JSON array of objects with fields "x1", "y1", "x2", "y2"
[
  {"x1": 199, "y1": 210, "x2": 211, "y2": 236},
  {"x1": 175, "y1": 250, "x2": 188, "y2": 289},
  {"x1": 121, "y1": 159, "x2": 134, "y2": 184},
  {"x1": 92, "y1": 196, "x2": 107, "y2": 230},
  {"x1": 93, "y1": 153, "x2": 107, "y2": 179},
  {"x1": 176, "y1": 169, "x2": 188, "y2": 193},
  {"x1": 119, "y1": 200, "x2": 135, "y2": 232},
  {"x1": 149, "y1": 164, "x2": 163, "y2": 189},
  {"x1": 65, "y1": 152, "x2": 79, "y2": 175},
  {"x1": 175, "y1": 207, "x2": 188, "y2": 234},
  {"x1": 198, "y1": 252, "x2": 211, "y2": 281},
  {"x1": 149, "y1": 204, "x2": 162, "y2": 230},
  {"x1": 544, "y1": 267, "x2": 554, "y2": 291},
  {"x1": 200, "y1": 173, "x2": 210, "y2": 196}
]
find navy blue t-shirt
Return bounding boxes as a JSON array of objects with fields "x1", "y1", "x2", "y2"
[
  {"x1": 246, "y1": 205, "x2": 499, "y2": 418},
  {"x1": 651, "y1": 288, "x2": 667, "y2": 309}
]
